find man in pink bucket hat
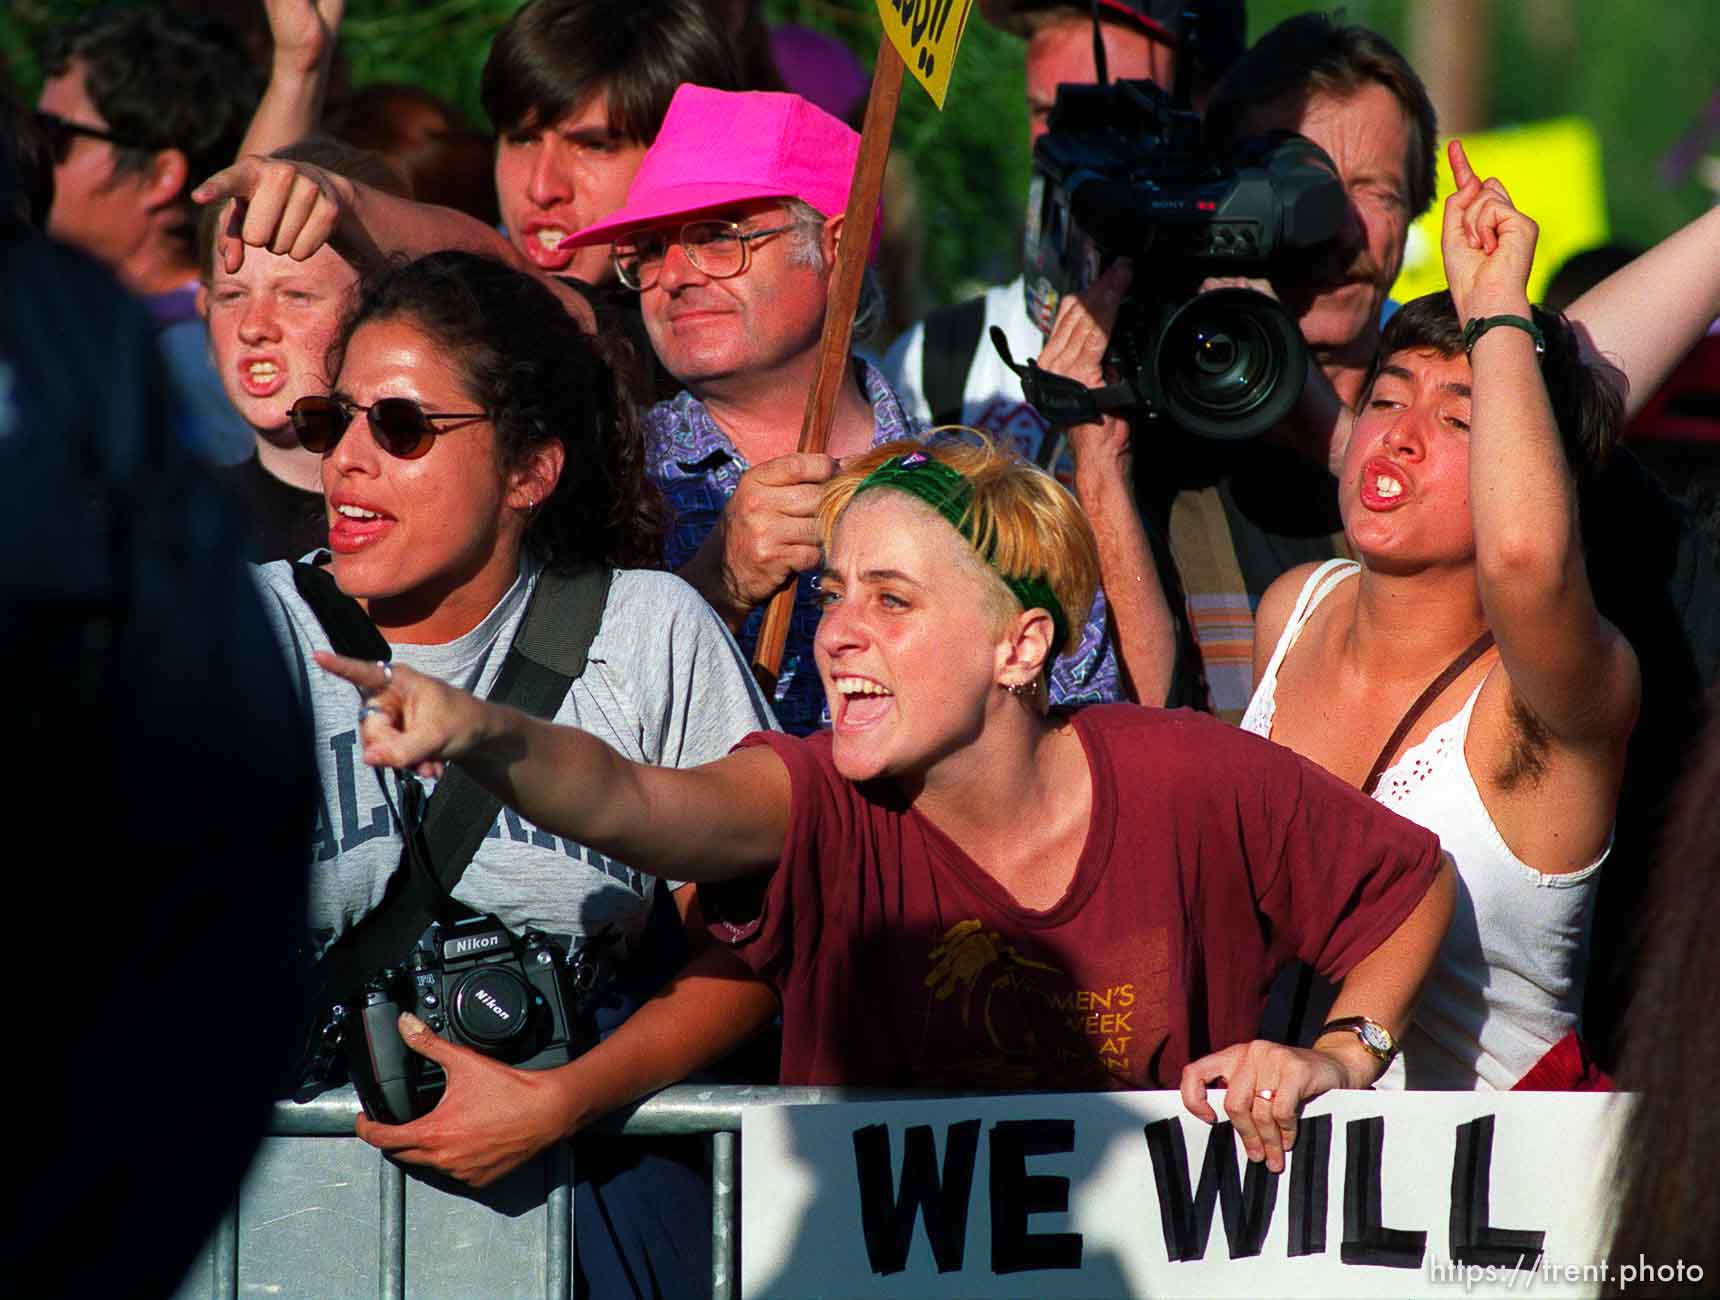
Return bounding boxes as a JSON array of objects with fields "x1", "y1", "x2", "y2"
[{"x1": 564, "y1": 84, "x2": 919, "y2": 736}]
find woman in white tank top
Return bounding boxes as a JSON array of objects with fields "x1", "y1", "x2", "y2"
[{"x1": 1240, "y1": 142, "x2": 1640, "y2": 1090}]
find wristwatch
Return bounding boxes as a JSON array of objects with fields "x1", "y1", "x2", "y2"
[{"x1": 1318, "y1": 1016, "x2": 1399, "y2": 1064}]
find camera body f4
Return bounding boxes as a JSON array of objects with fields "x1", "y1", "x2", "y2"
[{"x1": 345, "y1": 914, "x2": 587, "y2": 1125}]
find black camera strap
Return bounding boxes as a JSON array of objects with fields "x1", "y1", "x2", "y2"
[
  {"x1": 289, "y1": 559, "x2": 612, "y2": 1018},
  {"x1": 990, "y1": 325, "x2": 1139, "y2": 430}
]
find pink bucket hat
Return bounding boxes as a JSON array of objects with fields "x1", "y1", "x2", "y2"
[{"x1": 559, "y1": 85, "x2": 862, "y2": 249}]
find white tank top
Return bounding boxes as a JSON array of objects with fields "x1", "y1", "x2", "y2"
[{"x1": 1243, "y1": 560, "x2": 1606, "y2": 1090}]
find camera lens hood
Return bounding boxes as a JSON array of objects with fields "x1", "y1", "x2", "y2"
[{"x1": 1154, "y1": 288, "x2": 1308, "y2": 441}]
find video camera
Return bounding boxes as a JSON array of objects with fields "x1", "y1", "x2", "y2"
[{"x1": 1021, "y1": 77, "x2": 1348, "y2": 440}]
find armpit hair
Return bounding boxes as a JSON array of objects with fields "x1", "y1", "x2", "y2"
[{"x1": 1496, "y1": 688, "x2": 1552, "y2": 791}]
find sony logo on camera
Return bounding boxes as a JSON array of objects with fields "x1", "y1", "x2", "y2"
[{"x1": 445, "y1": 931, "x2": 507, "y2": 960}]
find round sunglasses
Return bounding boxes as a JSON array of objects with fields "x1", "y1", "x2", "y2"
[{"x1": 288, "y1": 395, "x2": 486, "y2": 459}]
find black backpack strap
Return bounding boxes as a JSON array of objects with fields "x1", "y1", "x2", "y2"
[
  {"x1": 292, "y1": 561, "x2": 391, "y2": 662},
  {"x1": 415, "y1": 566, "x2": 612, "y2": 896},
  {"x1": 921, "y1": 295, "x2": 988, "y2": 428},
  {"x1": 300, "y1": 564, "x2": 612, "y2": 1002}
]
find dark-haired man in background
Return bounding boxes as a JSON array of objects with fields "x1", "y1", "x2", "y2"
[
  {"x1": 482, "y1": 0, "x2": 740, "y2": 287},
  {"x1": 193, "y1": 0, "x2": 740, "y2": 385},
  {"x1": 37, "y1": 8, "x2": 261, "y2": 464}
]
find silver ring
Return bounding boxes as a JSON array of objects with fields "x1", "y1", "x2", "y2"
[
  {"x1": 1256, "y1": 1087, "x2": 1276, "y2": 1102},
  {"x1": 378, "y1": 660, "x2": 394, "y2": 686},
  {"x1": 357, "y1": 704, "x2": 383, "y2": 724}
]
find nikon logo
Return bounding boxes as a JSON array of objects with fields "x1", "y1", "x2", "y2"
[
  {"x1": 447, "y1": 934, "x2": 505, "y2": 959},
  {"x1": 475, "y1": 990, "x2": 511, "y2": 1021}
]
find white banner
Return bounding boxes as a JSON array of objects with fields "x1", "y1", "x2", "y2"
[{"x1": 739, "y1": 1090, "x2": 1675, "y2": 1298}]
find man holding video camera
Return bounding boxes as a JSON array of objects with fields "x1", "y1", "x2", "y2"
[
  {"x1": 884, "y1": 0, "x2": 1245, "y2": 706},
  {"x1": 1035, "y1": 10, "x2": 1439, "y2": 718}
]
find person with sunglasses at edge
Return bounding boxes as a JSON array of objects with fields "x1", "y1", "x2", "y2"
[
  {"x1": 35, "y1": 8, "x2": 262, "y2": 465},
  {"x1": 250, "y1": 249, "x2": 777, "y2": 1299}
]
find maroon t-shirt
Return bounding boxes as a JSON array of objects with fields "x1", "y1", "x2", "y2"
[{"x1": 704, "y1": 704, "x2": 1443, "y2": 1090}]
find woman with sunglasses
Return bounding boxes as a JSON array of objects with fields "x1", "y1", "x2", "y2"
[
  {"x1": 319, "y1": 431, "x2": 1454, "y2": 1189},
  {"x1": 255, "y1": 249, "x2": 775, "y2": 1298},
  {"x1": 1237, "y1": 144, "x2": 1641, "y2": 1090}
]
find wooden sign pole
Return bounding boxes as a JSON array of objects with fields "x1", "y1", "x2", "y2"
[{"x1": 750, "y1": 38, "x2": 907, "y2": 694}]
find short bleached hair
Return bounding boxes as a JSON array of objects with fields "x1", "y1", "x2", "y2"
[{"x1": 818, "y1": 435, "x2": 1099, "y2": 654}]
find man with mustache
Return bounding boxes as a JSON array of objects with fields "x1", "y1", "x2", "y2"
[{"x1": 1042, "y1": 13, "x2": 1441, "y2": 719}]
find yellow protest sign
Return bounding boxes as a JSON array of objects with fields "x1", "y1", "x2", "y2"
[
  {"x1": 876, "y1": 0, "x2": 975, "y2": 110},
  {"x1": 1391, "y1": 116, "x2": 1609, "y2": 306}
]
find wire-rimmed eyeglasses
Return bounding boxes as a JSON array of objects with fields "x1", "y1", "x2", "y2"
[{"x1": 610, "y1": 219, "x2": 796, "y2": 292}]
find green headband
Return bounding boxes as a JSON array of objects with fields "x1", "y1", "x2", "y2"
[{"x1": 850, "y1": 451, "x2": 1070, "y2": 656}]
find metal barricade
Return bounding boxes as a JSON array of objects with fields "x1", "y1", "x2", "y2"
[{"x1": 170, "y1": 1084, "x2": 910, "y2": 1300}]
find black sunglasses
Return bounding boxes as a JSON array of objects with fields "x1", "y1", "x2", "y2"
[
  {"x1": 33, "y1": 110, "x2": 144, "y2": 165},
  {"x1": 288, "y1": 395, "x2": 487, "y2": 459}
]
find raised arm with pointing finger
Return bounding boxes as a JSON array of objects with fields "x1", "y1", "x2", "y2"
[
  {"x1": 191, "y1": 158, "x2": 597, "y2": 326},
  {"x1": 321, "y1": 652, "x2": 793, "y2": 881},
  {"x1": 1443, "y1": 139, "x2": 1639, "y2": 763}
]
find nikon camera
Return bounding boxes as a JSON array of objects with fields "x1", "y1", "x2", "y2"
[
  {"x1": 1024, "y1": 77, "x2": 1348, "y2": 440},
  {"x1": 344, "y1": 914, "x2": 595, "y2": 1125}
]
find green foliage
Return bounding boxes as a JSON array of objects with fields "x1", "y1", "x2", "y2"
[
  {"x1": 332, "y1": 0, "x2": 514, "y2": 120},
  {"x1": 1, "y1": 0, "x2": 100, "y2": 89},
  {"x1": 1245, "y1": 0, "x2": 1718, "y2": 266},
  {"x1": 1490, "y1": 0, "x2": 1720, "y2": 256},
  {"x1": 764, "y1": 0, "x2": 1030, "y2": 305}
]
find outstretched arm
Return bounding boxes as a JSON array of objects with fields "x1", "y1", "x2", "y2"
[
  {"x1": 1563, "y1": 201, "x2": 1720, "y2": 422},
  {"x1": 192, "y1": 159, "x2": 597, "y2": 327},
  {"x1": 1446, "y1": 140, "x2": 1639, "y2": 752},
  {"x1": 1036, "y1": 260, "x2": 1177, "y2": 705},
  {"x1": 239, "y1": 0, "x2": 345, "y2": 159},
  {"x1": 319, "y1": 654, "x2": 790, "y2": 880}
]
